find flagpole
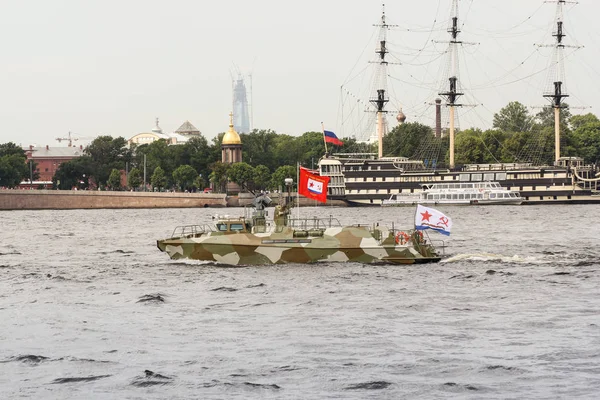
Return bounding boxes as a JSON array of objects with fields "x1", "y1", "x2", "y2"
[
  {"x1": 296, "y1": 162, "x2": 300, "y2": 221},
  {"x1": 321, "y1": 122, "x2": 328, "y2": 154}
]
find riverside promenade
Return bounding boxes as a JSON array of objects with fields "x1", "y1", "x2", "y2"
[{"x1": 0, "y1": 190, "x2": 345, "y2": 210}]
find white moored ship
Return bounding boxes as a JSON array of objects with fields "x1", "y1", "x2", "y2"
[{"x1": 382, "y1": 181, "x2": 522, "y2": 207}]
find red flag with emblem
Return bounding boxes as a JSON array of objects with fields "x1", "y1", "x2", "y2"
[{"x1": 298, "y1": 167, "x2": 329, "y2": 203}]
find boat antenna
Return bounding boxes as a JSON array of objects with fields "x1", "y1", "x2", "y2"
[{"x1": 540, "y1": 0, "x2": 579, "y2": 164}]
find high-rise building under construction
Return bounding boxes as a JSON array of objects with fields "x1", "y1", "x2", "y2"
[{"x1": 233, "y1": 76, "x2": 251, "y2": 134}]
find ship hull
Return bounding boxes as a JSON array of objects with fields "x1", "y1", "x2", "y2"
[{"x1": 157, "y1": 225, "x2": 441, "y2": 265}]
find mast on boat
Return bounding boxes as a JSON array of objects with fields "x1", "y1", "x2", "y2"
[
  {"x1": 438, "y1": 0, "x2": 463, "y2": 170},
  {"x1": 370, "y1": 4, "x2": 392, "y2": 159},
  {"x1": 542, "y1": 0, "x2": 574, "y2": 164}
]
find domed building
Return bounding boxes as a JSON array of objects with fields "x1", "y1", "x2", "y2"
[
  {"x1": 128, "y1": 118, "x2": 201, "y2": 146},
  {"x1": 221, "y1": 112, "x2": 242, "y2": 164},
  {"x1": 221, "y1": 112, "x2": 243, "y2": 194},
  {"x1": 396, "y1": 108, "x2": 407, "y2": 124}
]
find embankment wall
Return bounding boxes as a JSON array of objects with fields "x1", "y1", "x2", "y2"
[
  {"x1": 0, "y1": 190, "x2": 227, "y2": 210},
  {"x1": 0, "y1": 190, "x2": 348, "y2": 210}
]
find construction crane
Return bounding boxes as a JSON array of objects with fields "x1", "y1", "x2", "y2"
[
  {"x1": 55, "y1": 131, "x2": 78, "y2": 147},
  {"x1": 55, "y1": 131, "x2": 93, "y2": 147}
]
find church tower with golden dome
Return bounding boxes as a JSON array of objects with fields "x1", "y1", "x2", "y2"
[{"x1": 221, "y1": 112, "x2": 242, "y2": 164}]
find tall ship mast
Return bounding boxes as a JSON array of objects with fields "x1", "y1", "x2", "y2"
[
  {"x1": 542, "y1": 0, "x2": 570, "y2": 164},
  {"x1": 371, "y1": 5, "x2": 392, "y2": 159},
  {"x1": 438, "y1": 0, "x2": 463, "y2": 169}
]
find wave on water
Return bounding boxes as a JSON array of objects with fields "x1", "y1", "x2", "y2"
[
  {"x1": 137, "y1": 293, "x2": 167, "y2": 303},
  {"x1": 1, "y1": 355, "x2": 49, "y2": 364},
  {"x1": 201, "y1": 380, "x2": 281, "y2": 390},
  {"x1": 345, "y1": 381, "x2": 393, "y2": 390},
  {"x1": 130, "y1": 370, "x2": 173, "y2": 387},
  {"x1": 51, "y1": 375, "x2": 112, "y2": 384},
  {"x1": 442, "y1": 253, "x2": 547, "y2": 264}
]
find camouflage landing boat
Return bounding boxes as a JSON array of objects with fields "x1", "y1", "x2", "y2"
[{"x1": 157, "y1": 195, "x2": 442, "y2": 265}]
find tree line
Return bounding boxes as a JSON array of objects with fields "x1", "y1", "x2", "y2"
[{"x1": 1, "y1": 101, "x2": 599, "y2": 190}]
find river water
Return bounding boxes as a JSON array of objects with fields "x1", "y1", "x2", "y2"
[{"x1": 0, "y1": 205, "x2": 599, "y2": 399}]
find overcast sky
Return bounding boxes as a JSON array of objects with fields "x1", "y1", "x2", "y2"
[{"x1": 1, "y1": 0, "x2": 599, "y2": 147}]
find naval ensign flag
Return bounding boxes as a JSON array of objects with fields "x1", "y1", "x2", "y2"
[
  {"x1": 414, "y1": 205, "x2": 452, "y2": 236},
  {"x1": 298, "y1": 167, "x2": 330, "y2": 203}
]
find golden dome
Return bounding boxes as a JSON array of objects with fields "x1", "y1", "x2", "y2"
[{"x1": 222, "y1": 112, "x2": 242, "y2": 145}]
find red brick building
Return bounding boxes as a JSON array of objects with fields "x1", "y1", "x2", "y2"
[{"x1": 23, "y1": 145, "x2": 85, "y2": 187}]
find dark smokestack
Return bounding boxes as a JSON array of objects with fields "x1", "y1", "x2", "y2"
[{"x1": 435, "y1": 98, "x2": 442, "y2": 138}]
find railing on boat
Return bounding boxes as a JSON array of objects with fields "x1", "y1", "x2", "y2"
[
  {"x1": 287, "y1": 216, "x2": 342, "y2": 230},
  {"x1": 170, "y1": 224, "x2": 214, "y2": 238}
]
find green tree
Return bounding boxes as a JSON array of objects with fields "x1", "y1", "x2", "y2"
[
  {"x1": 151, "y1": 166, "x2": 167, "y2": 191},
  {"x1": 241, "y1": 129, "x2": 278, "y2": 168},
  {"x1": 253, "y1": 165, "x2": 271, "y2": 191},
  {"x1": 52, "y1": 156, "x2": 94, "y2": 190},
  {"x1": 127, "y1": 167, "x2": 142, "y2": 190},
  {"x1": 296, "y1": 131, "x2": 327, "y2": 166},
  {"x1": 228, "y1": 162, "x2": 255, "y2": 192},
  {"x1": 572, "y1": 120, "x2": 600, "y2": 164},
  {"x1": 493, "y1": 101, "x2": 534, "y2": 133},
  {"x1": 208, "y1": 161, "x2": 229, "y2": 193},
  {"x1": 383, "y1": 122, "x2": 433, "y2": 158},
  {"x1": 536, "y1": 104, "x2": 571, "y2": 130},
  {"x1": 172, "y1": 165, "x2": 198, "y2": 191},
  {"x1": 107, "y1": 168, "x2": 122, "y2": 190},
  {"x1": 270, "y1": 165, "x2": 296, "y2": 191},
  {"x1": 0, "y1": 143, "x2": 28, "y2": 188},
  {"x1": 455, "y1": 129, "x2": 486, "y2": 164},
  {"x1": 184, "y1": 136, "x2": 214, "y2": 181},
  {"x1": 570, "y1": 113, "x2": 599, "y2": 131},
  {"x1": 85, "y1": 136, "x2": 134, "y2": 187},
  {"x1": 194, "y1": 174, "x2": 206, "y2": 191}
]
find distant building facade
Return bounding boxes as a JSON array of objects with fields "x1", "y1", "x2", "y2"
[
  {"x1": 23, "y1": 144, "x2": 85, "y2": 186},
  {"x1": 128, "y1": 118, "x2": 202, "y2": 146}
]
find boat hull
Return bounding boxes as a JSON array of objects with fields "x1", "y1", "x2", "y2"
[
  {"x1": 157, "y1": 226, "x2": 441, "y2": 265},
  {"x1": 382, "y1": 199, "x2": 522, "y2": 206}
]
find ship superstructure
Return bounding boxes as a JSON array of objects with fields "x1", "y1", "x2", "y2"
[{"x1": 319, "y1": 0, "x2": 600, "y2": 206}]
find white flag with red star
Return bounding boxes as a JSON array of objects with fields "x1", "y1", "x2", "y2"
[{"x1": 415, "y1": 205, "x2": 452, "y2": 236}]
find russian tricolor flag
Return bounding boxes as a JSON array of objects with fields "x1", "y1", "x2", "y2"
[{"x1": 324, "y1": 130, "x2": 343, "y2": 146}]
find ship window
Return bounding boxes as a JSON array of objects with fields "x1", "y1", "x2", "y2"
[
  {"x1": 472, "y1": 174, "x2": 483, "y2": 181},
  {"x1": 230, "y1": 223, "x2": 244, "y2": 231},
  {"x1": 373, "y1": 177, "x2": 376, "y2": 182},
  {"x1": 532, "y1": 186, "x2": 536, "y2": 190},
  {"x1": 459, "y1": 194, "x2": 464, "y2": 200},
  {"x1": 363, "y1": 177, "x2": 367, "y2": 182},
  {"x1": 490, "y1": 194, "x2": 496, "y2": 199},
  {"x1": 434, "y1": 194, "x2": 439, "y2": 200},
  {"x1": 382, "y1": 177, "x2": 386, "y2": 182},
  {"x1": 217, "y1": 223, "x2": 227, "y2": 231},
  {"x1": 483, "y1": 173, "x2": 494, "y2": 181}
]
